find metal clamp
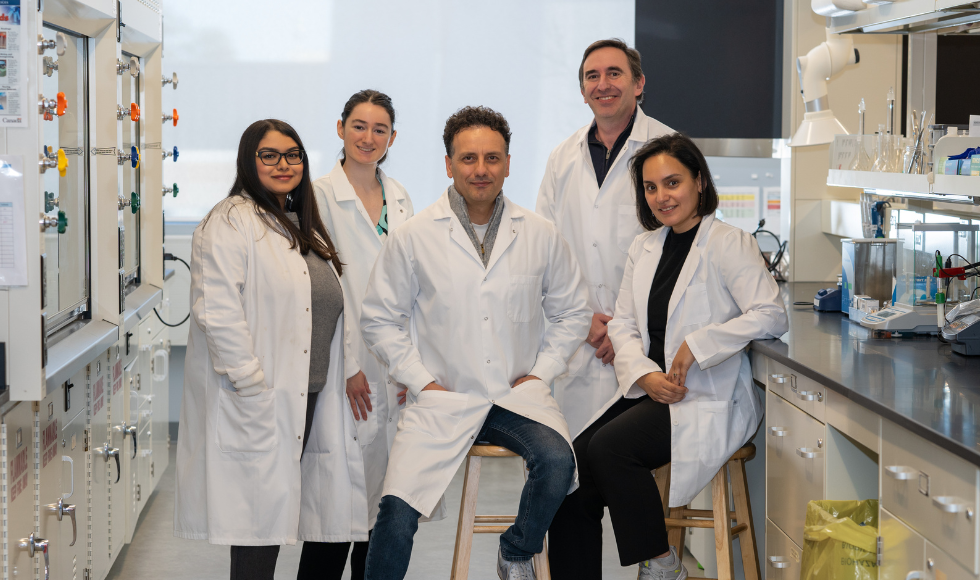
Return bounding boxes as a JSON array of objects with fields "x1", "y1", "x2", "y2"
[
  {"x1": 932, "y1": 496, "x2": 971, "y2": 514},
  {"x1": 18, "y1": 532, "x2": 49, "y2": 580},
  {"x1": 45, "y1": 498, "x2": 77, "y2": 546},
  {"x1": 768, "y1": 556, "x2": 790, "y2": 569},
  {"x1": 884, "y1": 465, "x2": 918, "y2": 480},
  {"x1": 770, "y1": 426, "x2": 788, "y2": 437}
]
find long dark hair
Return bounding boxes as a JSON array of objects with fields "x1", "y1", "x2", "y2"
[
  {"x1": 630, "y1": 132, "x2": 718, "y2": 231},
  {"x1": 339, "y1": 89, "x2": 396, "y2": 165},
  {"x1": 219, "y1": 119, "x2": 343, "y2": 275}
]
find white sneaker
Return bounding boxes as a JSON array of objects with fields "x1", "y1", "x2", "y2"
[
  {"x1": 638, "y1": 546, "x2": 688, "y2": 580},
  {"x1": 496, "y1": 547, "x2": 536, "y2": 580}
]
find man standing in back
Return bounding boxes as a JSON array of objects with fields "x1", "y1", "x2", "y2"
[{"x1": 536, "y1": 38, "x2": 673, "y2": 438}]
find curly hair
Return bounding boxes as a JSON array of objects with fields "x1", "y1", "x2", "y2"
[{"x1": 443, "y1": 106, "x2": 512, "y2": 157}]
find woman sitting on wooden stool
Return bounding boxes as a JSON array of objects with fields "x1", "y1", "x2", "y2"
[{"x1": 548, "y1": 132, "x2": 788, "y2": 580}]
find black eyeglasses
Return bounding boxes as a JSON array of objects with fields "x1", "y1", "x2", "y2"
[{"x1": 256, "y1": 149, "x2": 305, "y2": 166}]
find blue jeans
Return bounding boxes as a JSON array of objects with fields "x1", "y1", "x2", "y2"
[{"x1": 364, "y1": 404, "x2": 576, "y2": 580}]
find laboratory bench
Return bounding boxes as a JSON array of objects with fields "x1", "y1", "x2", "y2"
[{"x1": 751, "y1": 282, "x2": 980, "y2": 580}]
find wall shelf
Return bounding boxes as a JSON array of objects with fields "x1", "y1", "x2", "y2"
[
  {"x1": 827, "y1": 169, "x2": 979, "y2": 204},
  {"x1": 828, "y1": 1, "x2": 980, "y2": 34}
]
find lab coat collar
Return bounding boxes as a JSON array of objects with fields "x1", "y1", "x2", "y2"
[
  {"x1": 432, "y1": 189, "x2": 524, "y2": 272},
  {"x1": 577, "y1": 106, "x2": 654, "y2": 151},
  {"x1": 639, "y1": 214, "x2": 715, "y2": 322},
  {"x1": 326, "y1": 160, "x2": 408, "y2": 204}
]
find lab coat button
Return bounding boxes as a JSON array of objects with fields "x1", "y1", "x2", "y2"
[
  {"x1": 353, "y1": 436, "x2": 357, "y2": 441},
  {"x1": 486, "y1": 360, "x2": 490, "y2": 364},
  {"x1": 673, "y1": 420, "x2": 679, "y2": 426},
  {"x1": 297, "y1": 436, "x2": 301, "y2": 440},
  {"x1": 593, "y1": 242, "x2": 597, "y2": 247},
  {"x1": 304, "y1": 350, "x2": 308, "y2": 354},
  {"x1": 484, "y1": 317, "x2": 488, "y2": 321},
  {"x1": 594, "y1": 204, "x2": 598, "y2": 209},
  {"x1": 300, "y1": 393, "x2": 304, "y2": 397}
]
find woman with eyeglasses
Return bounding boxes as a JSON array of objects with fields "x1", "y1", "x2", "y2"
[
  {"x1": 175, "y1": 119, "x2": 370, "y2": 580},
  {"x1": 308, "y1": 89, "x2": 413, "y2": 580}
]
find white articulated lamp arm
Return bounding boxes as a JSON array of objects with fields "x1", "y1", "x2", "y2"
[{"x1": 791, "y1": 28, "x2": 860, "y2": 147}]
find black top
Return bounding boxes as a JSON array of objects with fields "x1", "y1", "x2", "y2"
[
  {"x1": 647, "y1": 223, "x2": 700, "y2": 370},
  {"x1": 587, "y1": 108, "x2": 637, "y2": 188}
]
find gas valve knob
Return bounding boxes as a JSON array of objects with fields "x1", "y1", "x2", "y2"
[
  {"x1": 163, "y1": 146, "x2": 179, "y2": 162},
  {"x1": 162, "y1": 108, "x2": 179, "y2": 126},
  {"x1": 117, "y1": 194, "x2": 130, "y2": 210},
  {"x1": 130, "y1": 191, "x2": 141, "y2": 214},
  {"x1": 162, "y1": 183, "x2": 179, "y2": 197},
  {"x1": 38, "y1": 147, "x2": 65, "y2": 174},
  {"x1": 57, "y1": 92, "x2": 67, "y2": 116},
  {"x1": 43, "y1": 56, "x2": 58, "y2": 77},
  {"x1": 44, "y1": 191, "x2": 59, "y2": 212},
  {"x1": 38, "y1": 94, "x2": 57, "y2": 116},
  {"x1": 162, "y1": 72, "x2": 178, "y2": 89},
  {"x1": 117, "y1": 102, "x2": 140, "y2": 121},
  {"x1": 37, "y1": 31, "x2": 66, "y2": 56},
  {"x1": 56, "y1": 148, "x2": 68, "y2": 177},
  {"x1": 116, "y1": 56, "x2": 139, "y2": 77},
  {"x1": 118, "y1": 146, "x2": 140, "y2": 168},
  {"x1": 39, "y1": 211, "x2": 67, "y2": 234}
]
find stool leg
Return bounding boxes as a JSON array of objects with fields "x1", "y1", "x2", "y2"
[
  {"x1": 730, "y1": 458, "x2": 760, "y2": 580},
  {"x1": 533, "y1": 537, "x2": 551, "y2": 580},
  {"x1": 656, "y1": 465, "x2": 686, "y2": 558},
  {"x1": 711, "y1": 464, "x2": 734, "y2": 580},
  {"x1": 667, "y1": 506, "x2": 687, "y2": 560},
  {"x1": 451, "y1": 456, "x2": 482, "y2": 580}
]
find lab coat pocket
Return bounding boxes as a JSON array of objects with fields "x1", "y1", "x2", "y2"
[
  {"x1": 617, "y1": 206, "x2": 638, "y2": 252},
  {"x1": 681, "y1": 283, "x2": 712, "y2": 326},
  {"x1": 697, "y1": 400, "x2": 733, "y2": 466},
  {"x1": 215, "y1": 387, "x2": 278, "y2": 453},
  {"x1": 355, "y1": 383, "x2": 380, "y2": 446},
  {"x1": 507, "y1": 275, "x2": 541, "y2": 323},
  {"x1": 403, "y1": 391, "x2": 469, "y2": 441}
]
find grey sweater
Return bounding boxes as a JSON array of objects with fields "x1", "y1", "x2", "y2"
[{"x1": 287, "y1": 213, "x2": 344, "y2": 392}]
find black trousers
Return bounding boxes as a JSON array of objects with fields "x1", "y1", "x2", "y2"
[
  {"x1": 229, "y1": 391, "x2": 366, "y2": 580},
  {"x1": 549, "y1": 396, "x2": 672, "y2": 578}
]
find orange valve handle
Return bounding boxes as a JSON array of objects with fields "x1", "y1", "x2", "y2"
[
  {"x1": 130, "y1": 103, "x2": 140, "y2": 122},
  {"x1": 172, "y1": 109, "x2": 178, "y2": 126},
  {"x1": 57, "y1": 149, "x2": 68, "y2": 177},
  {"x1": 56, "y1": 92, "x2": 67, "y2": 116}
]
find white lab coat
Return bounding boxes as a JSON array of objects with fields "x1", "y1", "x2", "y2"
[
  {"x1": 174, "y1": 195, "x2": 370, "y2": 545},
  {"x1": 600, "y1": 215, "x2": 788, "y2": 507},
  {"x1": 313, "y1": 161, "x2": 414, "y2": 527},
  {"x1": 536, "y1": 107, "x2": 674, "y2": 437},
  {"x1": 360, "y1": 191, "x2": 592, "y2": 519}
]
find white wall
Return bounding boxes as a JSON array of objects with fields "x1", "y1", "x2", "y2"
[{"x1": 160, "y1": 0, "x2": 635, "y2": 221}]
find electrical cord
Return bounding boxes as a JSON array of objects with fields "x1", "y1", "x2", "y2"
[{"x1": 154, "y1": 253, "x2": 190, "y2": 327}]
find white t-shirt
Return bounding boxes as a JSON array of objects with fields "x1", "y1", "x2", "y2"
[{"x1": 471, "y1": 222, "x2": 489, "y2": 244}]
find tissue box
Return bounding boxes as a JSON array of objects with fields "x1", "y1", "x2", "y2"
[{"x1": 972, "y1": 156, "x2": 980, "y2": 177}]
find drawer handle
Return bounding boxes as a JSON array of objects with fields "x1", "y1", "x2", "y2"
[
  {"x1": 797, "y1": 390, "x2": 823, "y2": 402},
  {"x1": 770, "y1": 373, "x2": 794, "y2": 385},
  {"x1": 797, "y1": 447, "x2": 822, "y2": 459},
  {"x1": 906, "y1": 572, "x2": 925, "y2": 580},
  {"x1": 768, "y1": 556, "x2": 791, "y2": 569},
  {"x1": 932, "y1": 496, "x2": 971, "y2": 514},
  {"x1": 884, "y1": 465, "x2": 918, "y2": 480},
  {"x1": 770, "y1": 426, "x2": 788, "y2": 437}
]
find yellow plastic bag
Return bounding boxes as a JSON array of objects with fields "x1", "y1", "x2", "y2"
[{"x1": 800, "y1": 500, "x2": 879, "y2": 580}]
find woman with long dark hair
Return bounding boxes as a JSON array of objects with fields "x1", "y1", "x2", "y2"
[
  {"x1": 308, "y1": 89, "x2": 414, "y2": 579},
  {"x1": 549, "y1": 133, "x2": 787, "y2": 579},
  {"x1": 174, "y1": 119, "x2": 370, "y2": 580}
]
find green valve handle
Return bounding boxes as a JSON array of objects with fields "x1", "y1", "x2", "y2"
[
  {"x1": 172, "y1": 183, "x2": 178, "y2": 197},
  {"x1": 130, "y1": 191, "x2": 140, "y2": 214},
  {"x1": 57, "y1": 210, "x2": 67, "y2": 234}
]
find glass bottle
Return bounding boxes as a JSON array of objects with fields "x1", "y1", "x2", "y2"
[{"x1": 849, "y1": 98, "x2": 872, "y2": 171}]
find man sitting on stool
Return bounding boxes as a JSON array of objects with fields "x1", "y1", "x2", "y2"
[{"x1": 360, "y1": 106, "x2": 591, "y2": 580}]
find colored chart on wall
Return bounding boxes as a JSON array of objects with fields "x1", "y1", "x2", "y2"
[{"x1": 716, "y1": 186, "x2": 759, "y2": 233}]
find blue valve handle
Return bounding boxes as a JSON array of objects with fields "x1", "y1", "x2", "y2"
[
  {"x1": 130, "y1": 146, "x2": 140, "y2": 169},
  {"x1": 172, "y1": 146, "x2": 179, "y2": 162}
]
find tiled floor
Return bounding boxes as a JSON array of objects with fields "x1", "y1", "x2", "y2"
[{"x1": 107, "y1": 447, "x2": 666, "y2": 579}]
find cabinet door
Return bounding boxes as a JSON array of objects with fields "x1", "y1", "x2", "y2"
[
  {"x1": 108, "y1": 350, "x2": 128, "y2": 559},
  {"x1": 38, "y1": 385, "x2": 72, "y2": 580},
  {"x1": 765, "y1": 519, "x2": 801, "y2": 580},
  {"x1": 3, "y1": 402, "x2": 38, "y2": 580},
  {"x1": 880, "y1": 508, "x2": 925, "y2": 580},
  {"x1": 927, "y1": 541, "x2": 974, "y2": 580},
  {"x1": 766, "y1": 391, "x2": 825, "y2": 547},
  {"x1": 89, "y1": 350, "x2": 112, "y2": 580},
  {"x1": 123, "y1": 359, "x2": 139, "y2": 543},
  {"x1": 150, "y1": 329, "x2": 170, "y2": 490},
  {"x1": 60, "y1": 392, "x2": 89, "y2": 580}
]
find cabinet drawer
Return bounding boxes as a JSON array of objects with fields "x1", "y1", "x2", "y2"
[
  {"x1": 928, "y1": 541, "x2": 974, "y2": 580},
  {"x1": 767, "y1": 360, "x2": 826, "y2": 423},
  {"x1": 881, "y1": 420, "x2": 979, "y2": 574},
  {"x1": 880, "y1": 508, "x2": 925, "y2": 580},
  {"x1": 766, "y1": 391, "x2": 825, "y2": 547},
  {"x1": 765, "y1": 519, "x2": 801, "y2": 580},
  {"x1": 750, "y1": 350, "x2": 767, "y2": 386}
]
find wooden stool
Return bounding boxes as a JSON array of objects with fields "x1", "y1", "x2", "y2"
[
  {"x1": 451, "y1": 444, "x2": 551, "y2": 580},
  {"x1": 654, "y1": 443, "x2": 759, "y2": 580}
]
